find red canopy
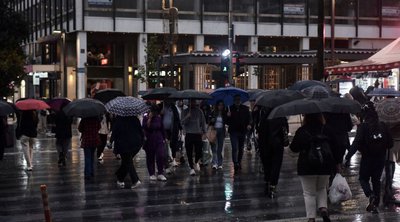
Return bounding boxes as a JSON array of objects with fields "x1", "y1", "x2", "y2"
[{"x1": 325, "y1": 37, "x2": 400, "y2": 75}]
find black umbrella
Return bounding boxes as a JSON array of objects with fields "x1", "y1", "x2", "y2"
[
  {"x1": 63, "y1": 98, "x2": 105, "y2": 118},
  {"x1": 168, "y1": 89, "x2": 212, "y2": 100},
  {"x1": 288, "y1": 80, "x2": 328, "y2": 91},
  {"x1": 255, "y1": 90, "x2": 304, "y2": 108},
  {"x1": 93, "y1": 89, "x2": 125, "y2": 104},
  {"x1": 0, "y1": 101, "x2": 14, "y2": 116},
  {"x1": 268, "y1": 99, "x2": 330, "y2": 119},
  {"x1": 268, "y1": 97, "x2": 361, "y2": 119},
  {"x1": 142, "y1": 87, "x2": 177, "y2": 100},
  {"x1": 247, "y1": 89, "x2": 265, "y2": 101}
]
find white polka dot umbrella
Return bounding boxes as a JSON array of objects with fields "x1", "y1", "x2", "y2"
[{"x1": 105, "y1": 96, "x2": 149, "y2": 116}]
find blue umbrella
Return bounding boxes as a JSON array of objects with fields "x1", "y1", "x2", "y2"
[
  {"x1": 367, "y1": 88, "x2": 400, "y2": 97},
  {"x1": 209, "y1": 87, "x2": 249, "y2": 106}
]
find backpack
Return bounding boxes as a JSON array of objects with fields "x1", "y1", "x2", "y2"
[
  {"x1": 365, "y1": 122, "x2": 391, "y2": 154},
  {"x1": 304, "y1": 129, "x2": 335, "y2": 168}
]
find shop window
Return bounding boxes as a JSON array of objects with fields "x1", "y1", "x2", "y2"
[
  {"x1": 259, "y1": 0, "x2": 281, "y2": 23},
  {"x1": 204, "y1": 0, "x2": 228, "y2": 21}
]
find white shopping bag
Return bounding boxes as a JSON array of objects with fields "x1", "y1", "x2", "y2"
[{"x1": 329, "y1": 173, "x2": 352, "y2": 204}]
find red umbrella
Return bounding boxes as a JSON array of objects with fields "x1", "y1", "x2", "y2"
[{"x1": 15, "y1": 99, "x2": 50, "y2": 110}]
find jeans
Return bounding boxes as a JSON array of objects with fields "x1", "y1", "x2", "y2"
[
  {"x1": 229, "y1": 131, "x2": 245, "y2": 165},
  {"x1": 145, "y1": 142, "x2": 165, "y2": 175},
  {"x1": 116, "y1": 151, "x2": 140, "y2": 184},
  {"x1": 211, "y1": 128, "x2": 225, "y2": 166},
  {"x1": 56, "y1": 138, "x2": 71, "y2": 159},
  {"x1": 20, "y1": 135, "x2": 35, "y2": 168},
  {"x1": 299, "y1": 175, "x2": 330, "y2": 219},
  {"x1": 185, "y1": 133, "x2": 203, "y2": 169},
  {"x1": 83, "y1": 147, "x2": 95, "y2": 177}
]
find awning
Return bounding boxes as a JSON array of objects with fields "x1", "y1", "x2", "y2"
[{"x1": 325, "y1": 37, "x2": 400, "y2": 75}]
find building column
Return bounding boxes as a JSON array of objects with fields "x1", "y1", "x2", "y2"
[
  {"x1": 137, "y1": 33, "x2": 147, "y2": 92},
  {"x1": 76, "y1": 31, "x2": 87, "y2": 99},
  {"x1": 194, "y1": 35, "x2": 204, "y2": 51},
  {"x1": 300, "y1": 37, "x2": 311, "y2": 80},
  {"x1": 248, "y1": 36, "x2": 258, "y2": 89}
]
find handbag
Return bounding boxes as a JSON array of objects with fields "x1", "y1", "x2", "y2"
[{"x1": 206, "y1": 126, "x2": 217, "y2": 143}]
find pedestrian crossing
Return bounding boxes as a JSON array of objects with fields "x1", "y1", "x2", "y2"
[{"x1": 0, "y1": 135, "x2": 399, "y2": 221}]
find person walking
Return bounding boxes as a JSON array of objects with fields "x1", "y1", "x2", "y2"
[
  {"x1": 160, "y1": 99, "x2": 182, "y2": 168},
  {"x1": 226, "y1": 95, "x2": 251, "y2": 173},
  {"x1": 181, "y1": 100, "x2": 207, "y2": 176},
  {"x1": 257, "y1": 106, "x2": 289, "y2": 198},
  {"x1": 0, "y1": 116, "x2": 8, "y2": 160},
  {"x1": 54, "y1": 105, "x2": 72, "y2": 167},
  {"x1": 143, "y1": 105, "x2": 167, "y2": 181},
  {"x1": 208, "y1": 100, "x2": 227, "y2": 170},
  {"x1": 97, "y1": 114, "x2": 109, "y2": 163},
  {"x1": 78, "y1": 117, "x2": 101, "y2": 179},
  {"x1": 350, "y1": 102, "x2": 393, "y2": 213},
  {"x1": 290, "y1": 113, "x2": 335, "y2": 222},
  {"x1": 112, "y1": 115, "x2": 144, "y2": 189},
  {"x1": 16, "y1": 110, "x2": 38, "y2": 171}
]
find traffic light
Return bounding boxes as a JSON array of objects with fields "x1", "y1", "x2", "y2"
[{"x1": 221, "y1": 49, "x2": 231, "y2": 77}]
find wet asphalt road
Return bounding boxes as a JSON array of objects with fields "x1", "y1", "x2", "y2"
[{"x1": 1, "y1": 127, "x2": 400, "y2": 222}]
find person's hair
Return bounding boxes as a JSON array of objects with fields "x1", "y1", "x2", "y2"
[
  {"x1": 150, "y1": 104, "x2": 160, "y2": 114},
  {"x1": 361, "y1": 101, "x2": 379, "y2": 127},
  {"x1": 303, "y1": 113, "x2": 325, "y2": 127}
]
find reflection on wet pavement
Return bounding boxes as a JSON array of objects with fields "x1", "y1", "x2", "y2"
[{"x1": 0, "y1": 131, "x2": 399, "y2": 221}]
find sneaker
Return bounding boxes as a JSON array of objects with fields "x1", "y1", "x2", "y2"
[
  {"x1": 371, "y1": 205, "x2": 379, "y2": 214},
  {"x1": 269, "y1": 186, "x2": 277, "y2": 199},
  {"x1": 157, "y1": 175, "x2": 167, "y2": 181},
  {"x1": 212, "y1": 164, "x2": 217, "y2": 170},
  {"x1": 190, "y1": 169, "x2": 196, "y2": 176},
  {"x1": 194, "y1": 163, "x2": 200, "y2": 171},
  {"x1": 131, "y1": 180, "x2": 141, "y2": 189},
  {"x1": 165, "y1": 168, "x2": 173, "y2": 174},
  {"x1": 116, "y1": 181, "x2": 125, "y2": 189},
  {"x1": 172, "y1": 159, "x2": 178, "y2": 167},
  {"x1": 98, "y1": 153, "x2": 104, "y2": 161},
  {"x1": 149, "y1": 175, "x2": 157, "y2": 181},
  {"x1": 218, "y1": 165, "x2": 223, "y2": 170}
]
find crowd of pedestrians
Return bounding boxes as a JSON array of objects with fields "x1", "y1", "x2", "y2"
[{"x1": 2, "y1": 84, "x2": 400, "y2": 222}]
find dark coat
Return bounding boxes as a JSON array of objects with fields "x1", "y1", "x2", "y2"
[
  {"x1": 290, "y1": 124, "x2": 336, "y2": 175},
  {"x1": 208, "y1": 109, "x2": 227, "y2": 127},
  {"x1": 16, "y1": 110, "x2": 38, "y2": 139},
  {"x1": 54, "y1": 111, "x2": 72, "y2": 140},
  {"x1": 258, "y1": 116, "x2": 288, "y2": 151},
  {"x1": 111, "y1": 116, "x2": 144, "y2": 154},
  {"x1": 351, "y1": 121, "x2": 393, "y2": 160},
  {"x1": 226, "y1": 104, "x2": 250, "y2": 133},
  {"x1": 324, "y1": 113, "x2": 353, "y2": 164}
]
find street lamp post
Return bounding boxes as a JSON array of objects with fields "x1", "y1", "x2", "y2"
[{"x1": 54, "y1": 30, "x2": 67, "y2": 97}]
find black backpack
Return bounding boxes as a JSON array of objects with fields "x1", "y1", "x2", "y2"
[
  {"x1": 304, "y1": 129, "x2": 335, "y2": 168},
  {"x1": 365, "y1": 122, "x2": 391, "y2": 154}
]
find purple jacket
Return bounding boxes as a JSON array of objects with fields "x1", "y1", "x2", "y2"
[{"x1": 142, "y1": 115, "x2": 166, "y2": 149}]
